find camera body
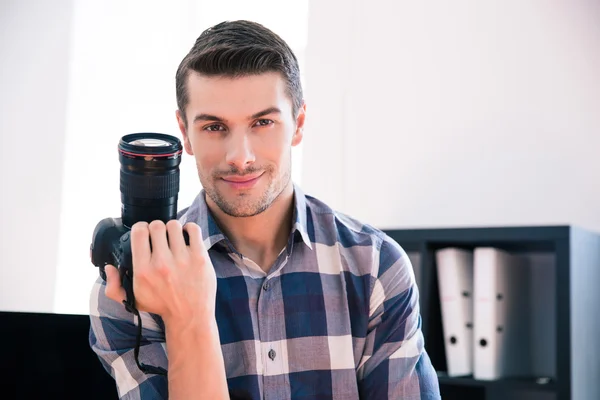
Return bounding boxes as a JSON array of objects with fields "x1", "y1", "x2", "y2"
[
  {"x1": 90, "y1": 132, "x2": 184, "y2": 314},
  {"x1": 91, "y1": 217, "x2": 136, "y2": 311}
]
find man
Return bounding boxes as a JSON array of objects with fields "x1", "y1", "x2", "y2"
[{"x1": 89, "y1": 20, "x2": 441, "y2": 399}]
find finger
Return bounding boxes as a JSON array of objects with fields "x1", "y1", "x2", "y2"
[
  {"x1": 131, "y1": 222, "x2": 151, "y2": 269},
  {"x1": 148, "y1": 220, "x2": 170, "y2": 260},
  {"x1": 104, "y1": 265, "x2": 126, "y2": 303},
  {"x1": 166, "y1": 220, "x2": 186, "y2": 255},
  {"x1": 184, "y1": 222, "x2": 205, "y2": 255}
]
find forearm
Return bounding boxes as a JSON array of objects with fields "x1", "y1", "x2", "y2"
[{"x1": 165, "y1": 316, "x2": 229, "y2": 400}]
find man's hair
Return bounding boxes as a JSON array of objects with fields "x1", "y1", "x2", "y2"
[{"x1": 175, "y1": 20, "x2": 303, "y2": 126}]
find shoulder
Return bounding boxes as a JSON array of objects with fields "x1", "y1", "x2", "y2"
[
  {"x1": 304, "y1": 193, "x2": 414, "y2": 281},
  {"x1": 175, "y1": 191, "x2": 208, "y2": 228},
  {"x1": 176, "y1": 194, "x2": 201, "y2": 224}
]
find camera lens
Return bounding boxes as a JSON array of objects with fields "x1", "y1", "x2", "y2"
[
  {"x1": 129, "y1": 138, "x2": 173, "y2": 147},
  {"x1": 118, "y1": 133, "x2": 183, "y2": 228}
]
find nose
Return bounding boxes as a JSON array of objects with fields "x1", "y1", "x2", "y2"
[{"x1": 225, "y1": 132, "x2": 255, "y2": 172}]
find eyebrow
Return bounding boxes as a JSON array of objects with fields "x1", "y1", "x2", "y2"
[
  {"x1": 250, "y1": 107, "x2": 281, "y2": 119},
  {"x1": 192, "y1": 106, "x2": 281, "y2": 124}
]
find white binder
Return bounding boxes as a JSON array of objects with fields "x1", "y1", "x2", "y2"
[
  {"x1": 436, "y1": 248, "x2": 474, "y2": 377},
  {"x1": 473, "y1": 247, "x2": 531, "y2": 380},
  {"x1": 406, "y1": 251, "x2": 422, "y2": 291}
]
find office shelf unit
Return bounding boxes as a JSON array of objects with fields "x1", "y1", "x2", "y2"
[{"x1": 383, "y1": 225, "x2": 600, "y2": 400}]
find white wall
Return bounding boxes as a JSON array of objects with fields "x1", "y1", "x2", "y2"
[
  {"x1": 0, "y1": 0, "x2": 74, "y2": 313},
  {"x1": 0, "y1": 0, "x2": 308, "y2": 315},
  {"x1": 53, "y1": 0, "x2": 200, "y2": 316},
  {"x1": 3, "y1": 0, "x2": 599, "y2": 316},
  {"x1": 303, "y1": 0, "x2": 600, "y2": 232}
]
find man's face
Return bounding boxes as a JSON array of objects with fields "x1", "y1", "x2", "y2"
[{"x1": 177, "y1": 71, "x2": 304, "y2": 217}]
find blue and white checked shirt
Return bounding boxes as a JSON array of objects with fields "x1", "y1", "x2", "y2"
[{"x1": 89, "y1": 184, "x2": 441, "y2": 399}]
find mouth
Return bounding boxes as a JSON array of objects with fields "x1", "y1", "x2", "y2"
[{"x1": 220, "y1": 172, "x2": 263, "y2": 190}]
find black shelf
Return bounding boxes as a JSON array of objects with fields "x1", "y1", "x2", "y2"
[
  {"x1": 383, "y1": 224, "x2": 600, "y2": 400},
  {"x1": 436, "y1": 374, "x2": 556, "y2": 392}
]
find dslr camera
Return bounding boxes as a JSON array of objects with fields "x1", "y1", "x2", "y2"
[
  {"x1": 90, "y1": 132, "x2": 186, "y2": 309},
  {"x1": 89, "y1": 132, "x2": 186, "y2": 375}
]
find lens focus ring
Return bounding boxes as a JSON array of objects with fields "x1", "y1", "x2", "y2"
[{"x1": 120, "y1": 170, "x2": 180, "y2": 199}]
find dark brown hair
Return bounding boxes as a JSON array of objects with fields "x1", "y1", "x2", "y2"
[{"x1": 175, "y1": 20, "x2": 303, "y2": 126}]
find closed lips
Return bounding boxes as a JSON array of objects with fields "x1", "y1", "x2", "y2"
[{"x1": 222, "y1": 173, "x2": 262, "y2": 182}]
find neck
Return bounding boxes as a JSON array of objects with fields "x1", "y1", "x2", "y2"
[{"x1": 206, "y1": 182, "x2": 295, "y2": 273}]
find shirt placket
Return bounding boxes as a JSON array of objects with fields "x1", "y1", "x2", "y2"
[{"x1": 256, "y1": 253, "x2": 290, "y2": 400}]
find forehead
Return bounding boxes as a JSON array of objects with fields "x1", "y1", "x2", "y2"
[{"x1": 185, "y1": 71, "x2": 292, "y2": 118}]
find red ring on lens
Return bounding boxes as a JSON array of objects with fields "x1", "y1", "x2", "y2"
[{"x1": 118, "y1": 148, "x2": 183, "y2": 158}]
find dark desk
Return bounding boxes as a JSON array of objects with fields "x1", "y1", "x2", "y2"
[{"x1": 0, "y1": 311, "x2": 118, "y2": 399}]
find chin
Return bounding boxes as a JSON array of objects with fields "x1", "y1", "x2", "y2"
[
  {"x1": 221, "y1": 198, "x2": 271, "y2": 218},
  {"x1": 206, "y1": 185, "x2": 264, "y2": 215}
]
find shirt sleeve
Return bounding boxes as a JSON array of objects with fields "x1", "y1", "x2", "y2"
[
  {"x1": 89, "y1": 276, "x2": 169, "y2": 399},
  {"x1": 357, "y1": 236, "x2": 441, "y2": 399}
]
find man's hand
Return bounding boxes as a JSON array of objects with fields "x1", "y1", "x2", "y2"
[
  {"x1": 104, "y1": 219, "x2": 229, "y2": 399},
  {"x1": 104, "y1": 219, "x2": 217, "y2": 325}
]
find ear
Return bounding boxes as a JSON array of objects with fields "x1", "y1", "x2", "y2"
[
  {"x1": 176, "y1": 109, "x2": 194, "y2": 155},
  {"x1": 292, "y1": 102, "x2": 306, "y2": 147}
]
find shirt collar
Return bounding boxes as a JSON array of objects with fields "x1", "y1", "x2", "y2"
[
  {"x1": 179, "y1": 183, "x2": 313, "y2": 252},
  {"x1": 291, "y1": 183, "x2": 313, "y2": 250},
  {"x1": 178, "y1": 191, "x2": 227, "y2": 251}
]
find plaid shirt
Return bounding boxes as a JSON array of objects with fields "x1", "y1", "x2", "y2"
[{"x1": 89, "y1": 184, "x2": 441, "y2": 399}]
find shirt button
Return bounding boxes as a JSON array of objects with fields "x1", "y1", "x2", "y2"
[
  {"x1": 268, "y1": 349, "x2": 276, "y2": 360},
  {"x1": 263, "y1": 281, "x2": 270, "y2": 291}
]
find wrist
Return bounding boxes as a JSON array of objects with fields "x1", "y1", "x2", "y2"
[
  {"x1": 162, "y1": 296, "x2": 216, "y2": 328},
  {"x1": 163, "y1": 305, "x2": 227, "y2": 400},
  {"x1": 164, "y1": 310, "x2": 217, "y2": 336}
]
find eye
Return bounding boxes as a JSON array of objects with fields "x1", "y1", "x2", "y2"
[
  {"x1": 254, "y1": 119, "x2": 274, "y2": 127},
  {"x1": 204, "y1": 124, "x2": 226, "y2": 132}
]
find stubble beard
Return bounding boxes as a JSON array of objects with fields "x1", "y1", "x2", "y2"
[{"x1": 200, "y1": 163, "x2": 292, "y2": 218}]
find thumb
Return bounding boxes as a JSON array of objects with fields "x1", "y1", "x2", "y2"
[{"x1": 104, "y1": 264, "x2": 126, "y2": 304}]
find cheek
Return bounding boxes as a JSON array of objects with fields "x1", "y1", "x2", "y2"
[
  {"x1": 268, "y1": 148, "x2": 292, "y2": 177},
  {"x1": 191, "y1": 142, "x2": 219, "y2": 174},
  {"x1": 259, "y1": 130, "x2": 291, "y2": 162}
]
